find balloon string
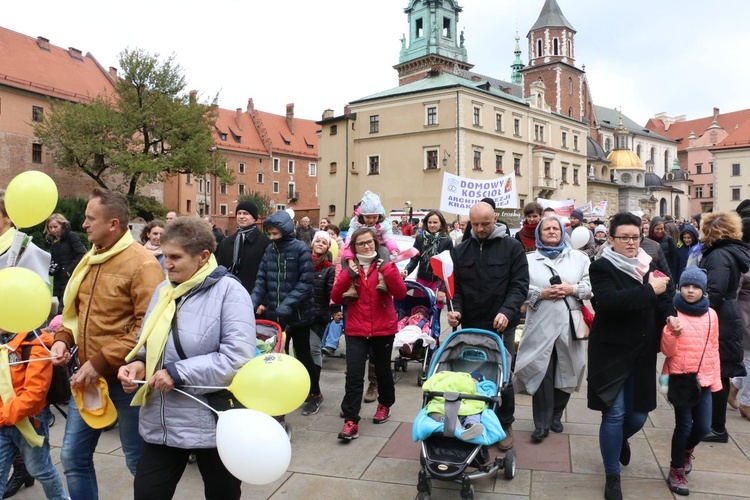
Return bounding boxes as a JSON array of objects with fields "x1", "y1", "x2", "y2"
[
  {"x1": 129, "y1": 379, "x2": 220, "y2": 416},
  {"x1": 0, "y1": 356, "x2": 58, "y2": 366}
]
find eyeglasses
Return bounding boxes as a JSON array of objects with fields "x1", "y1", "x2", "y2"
[
  {"x1": 355, "y1": 240, "x2": 375, "y2": 248},
  {"x1": 612, "y1": 235, "x2": 640, "y2": 243}
]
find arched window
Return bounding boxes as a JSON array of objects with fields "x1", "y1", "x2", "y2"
[
  {"x1": 660, "y1": 198, "x2": 667, "y2": 215},
  {"x1": 568, "y1": 107, "x2": 573, "y2": 117},
  {"x1": 553, "y1": 38, "x2": 559, "y2": 55},
  {"x1": 637, "y1": 174, "x2": 643, "y2": 184},
  {"x1": 537, "y1": 39, "x2": 542, "y2": 58},
  {"x1": 674, "y1": 196, "x2": 681, "y2": 219},
  {"x1": 664, "y1": 151, "x2": 669, "y2": 171},
  {"x1": 568, "y1": 77, "x2": 573, "y2": 95},
  {"x1": 636, "y1": 144, "x2": 641, "y2": 158},
  {"x1": 650, "y1": 147, "x2": 655, "y2": 162},
  {"x1": 605, "y1": 138, "x2": 611, "y2": 151},
  {"x1": 567, "y1": 40, "x2": 572, "y2": 57}
]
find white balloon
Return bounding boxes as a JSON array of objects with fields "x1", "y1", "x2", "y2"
[
  {"x1": 570, "y1": 226, "x2": 591, "y2": 249},
  {"x1": 559, "y1": 216, "x2": 570, "y2": 227},
  {"x1": 285, "y1": 208, "x2": 295, "y2": 219},
  {"x1": 216, "y1": 409, "x2": 291, "y2": 485}
]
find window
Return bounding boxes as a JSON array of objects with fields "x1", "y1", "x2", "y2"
[
  {"x1": 732, "y1": 187, "x2": 741, "y2": 201},
  {"x1": 309, "y1": 163, "x2": 317, "y2": 176},
  {"x1": 709, "y1": 184, "x2": 714, "y2": 198},
  {"x1": 238, "y1": 162, "x2": 246, "y2": 174},
  {"x1": 553, "y1": 38, "x2": 559, "y2": 55},
  {"x1": 544, "y1": 161, "x2": 551, "y2": 178},
  {"x1": 273, "y1": 158, "x2": 280, "y2": 172},
  {"x1": 329, "y1": 162, "x2": 337, "y2": 174},
  {"x1": 369, "y1": 115, "x2": 379, "y2": 133},
  {"x1": 198, "y1": 178, "x2": 204, "y2": 193},
  {"x1": 568, "y1": 77, "x2": 573, "y2": 95},
  {"x1": 573, "y1": 135, "x2": 579, "y2": 151},
  {"x1": 426, "y1": 150, "x2": 438, "y2": 170},
  {"x1": 238, "y1": 183, "x2": 246, "y2": 195},
  {"x1": 605, "y1": 138, "x2": 611, "y2": 152},
  {"x1": 219, "y1": 204, "x2": 227, "y2": 216},
  {"x1": 495, "y1": 113, "x2": 503, "y2": 132},
  {"x1": 32, "y1": 106, "x2": 44, "y2": 122},
  {"x1": 473, "y1": 107, "x2": 481, "y2": 126},
  {"x1": 442, "y1": 17, "x2": 451, "y2": 38},
  {"x1": 273, "y1": 181, "x2": 279, "y2": 193},
  {"x1": 695, "y1": 186, "x2": 703, "y2": 198},
  {"x1": 534, "y1": 124, "x2": 545, "y2": 142},
  {"x1": 186, "y1": 173, "x2": 192, "y2": 185},
  {"x1": 368, "y1": 155, "x2": 380, "y2": 175},
  {"x1": 288, "y1": 183, "x2": 296, "y2": 199},
  {"x1": 709, "y1": 162, "x2": 714, "y2": 173},
  {"x1": 219, "y1": 182, "x2": 227, "y2": 194},
  {"x1": 537, "y1": 39, "x2": 542, "y2": 57},
  {"x1": 695, "y1": 163, "x2": 702, "y2": 174},
  {"x1": 495, "y1": 154, "x2": 503, "y2": 173},
  {"x1": 513, "y1": 118, "x2": 521, "y2": 136},
  {"x1": 288, "y1": 160, "x2": 294, "y2": 174},
  {"x1": 561, "y1": 131, "x2": 568, "y2": 148},
  {"x1": 416, "y1": 18, "x2": 424, "y2": 37},
  {"x1": 330, "y1": 125, "x2": 337, "y2": 135},
  {"x1": 732, "y1": 163, "x2": 741, "y2": 176},
  {"x1": 573, "y1": 168, "x2": 580, "y2": 185},
  {"x1": 186, "y1": 200, "x2": 191, "y2": 214},
  {"x1": 561, "y1": 166, "x2": 568, "y2": 183},
  {"x1": 470, "y1": 150, "x2": 481, "y2": 170},
  {"x1": 514, "y1": 156, "x2": 522, "y2": 176},
  {"x1": 257, "y1": 173, "x2": 264, "y2": 183},
  {"x1": 426, "y1": 106, "x2": 437, "y2": 126},
  {"x1": 32, "y1": 143, "x2": 42, "y2": 163},
  {"x1": 220, "y1": 133, "x2": 227, "y2": 141},
  {"x1": 328, "y1": 204, "x2": 336, "y2": 215}
]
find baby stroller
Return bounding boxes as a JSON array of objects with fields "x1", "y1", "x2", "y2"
[
  {"x1": 256, "y1": 319, "x2": 285, "y2": 354},
  {"x1": 392, "y1": 281, "x2": 441, "y2": 386},
  {"x1": 415, "y1": 328, "x2": 515, "y2": 500}
]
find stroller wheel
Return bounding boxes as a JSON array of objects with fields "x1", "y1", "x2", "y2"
[
  {"x1": 417, "y1": 492, "x2": 431, "y2": 500},
  {"x1": 459, "y1": 484, "x2": 474, "y2": 500},
  {"x1": 401, "y1": 360, "x2": 408, "y2": 372},
  {"x1": 417, "y1": 470, "x2": 431, "y2": 498},
  {"x1": 417, "y1": 369, "x2": 427, "y2": 387},
  {"x1": 503, "y1": 449, "x2": 516, "y2": 480}
]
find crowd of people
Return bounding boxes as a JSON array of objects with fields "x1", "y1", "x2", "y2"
[{"x1": 1, "y1": 185, "x2": 749, "y2": 500}]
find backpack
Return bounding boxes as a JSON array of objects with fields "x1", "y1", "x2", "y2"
[{"x1": 20, "y1": 331, "x2": 72, "y2": 406}]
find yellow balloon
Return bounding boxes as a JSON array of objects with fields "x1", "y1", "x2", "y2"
[
  {"x1": 329, "y1": 241, "x2": 339, "y2": 262},
  {"x1": 228, "y1": 353, "x2": 310, "y2": 416},
  {"x1": 5, "y1": 171, "x2": 58, "y2": 228},
  {"x1": 0, "y1": 267, "x2": 52, "y2": 333}
]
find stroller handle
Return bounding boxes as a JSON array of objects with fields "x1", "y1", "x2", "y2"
[{"x1": 423, "y1": 391, "x2": 498, "y2": 405}]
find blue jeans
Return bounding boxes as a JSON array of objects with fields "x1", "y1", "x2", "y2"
[
  {"x1": 599, "y1": 370, "x2": 649, "y2": 475},
  {"x1": 60, "y1": 380, "x2": 143, "y2": 500},
  {"x1": 322, "y1": 320, "x2": 344, "y2": 351},
  {"x1": 671, "y1": 386, "x2": 712, "y2": 468},
  {"x1": 0, "y1": 407, "x2": 67, "y2": 499}
]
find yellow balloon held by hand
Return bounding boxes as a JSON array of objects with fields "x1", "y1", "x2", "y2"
[
  {"x1": 0, "y1": 267, "x2": 52, "y2": 333},
  {"x1": 228, "y1": 353, "x2": 310, "y2": 416},
  {"x1": 5, "y1": 171, "x2": 58, "y2": 228}
]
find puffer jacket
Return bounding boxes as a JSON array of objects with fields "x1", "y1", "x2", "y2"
[
  {"x1": 55, "y1": 241, "x2": 165, "y2": 378},
  {"x1": 674, "y1": 225, "x2": 699, "y2": 281},
  {"x1": 251, "y1": 211, "x2": 315, "y2": 327},
  {"x1": 661, "y1": 308, "x2": 722, "y2": 391},
  {"x1": 330, "y1": 259, "x2": 406, "y2": 337},
  {"x1": 312, "y1": 259, "x2": 335, "y2": 324},
  {"x1": 134, "y1": 267, "x2": 255, "y2": 449},
  {"x1": 739, "y1": 269, "x2": 750, "y2": 349},
  {"x1": 700, "y1": 239, "x2": 750, "y2": 377}
]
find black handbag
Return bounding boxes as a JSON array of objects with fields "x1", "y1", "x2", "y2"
[{"x1": 666, "y1": 315, "x2": 710, "y2": 409}]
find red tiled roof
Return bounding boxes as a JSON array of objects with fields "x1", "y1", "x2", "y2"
[
  {"x1": 256, "y1": 110, "x2": 318, "y2": 157},
  {"x1": 213, "y1": 107, "x2": 268, "y2": 154},
  {"x1": 645, "y1": 109, "x2": 750, "y2": 152},
  {"x1": 0, "y1": 26, "x2": 115, "y2": 102},
  {"x1": 710, "y1": 118, "x2": 750, "y2": 151}
]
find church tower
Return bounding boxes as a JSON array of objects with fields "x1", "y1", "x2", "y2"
[
  {"x1": 395, "y1": 0, "x2": 473, "y2": 86},
  {"x1": 520, "y1": 0, "x2": 594, "y2": 124},
  {"x1": 510, "y1": 32, "x2": 525, "y2": 85}
]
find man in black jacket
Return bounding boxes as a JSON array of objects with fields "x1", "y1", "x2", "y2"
[
  {"x1": 215, "y1": 201, "x2": 270, "y2": 296},
  {"x1": 447, "y1": 201, "x2": 530, "y2": 451}
]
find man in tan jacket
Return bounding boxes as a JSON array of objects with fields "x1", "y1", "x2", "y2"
[{"x1": 51, "y1": 189, "x2": 163, "y2": 499}]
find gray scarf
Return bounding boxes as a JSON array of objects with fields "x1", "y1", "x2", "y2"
[
  {"x1": 600, "y1": 246, "x2": 651, "y2": 283},
  {"x1": 230, "y1": 226, "x2": 256, "y2": 274}
]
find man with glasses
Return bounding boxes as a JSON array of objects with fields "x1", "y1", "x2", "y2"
[{"x1": 447, "y1": 201, "x2": 529, "y2": 451}]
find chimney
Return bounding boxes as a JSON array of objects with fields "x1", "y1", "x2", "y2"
[
  {"x1": 36, "y1": 37, "x2": 50, "y2": 51},
  {"x1": 322, "y1": 109, "x2": 334, "y2": 120},
  {"x1": 108, "y1": 67, "x2": 118, "y2": 79},
  {"x1": 247, "y1": 98, "x2": 255, "y2": 113},
  {"x1": 713, "y1": 107, "x2": 720, "y2": 120},
  {"x1": 68, "y1": 47, "x2": 83, "y2": 61},
  {"x1": 343, "y1": 105, "x2": 351, "y2": 115},
  {"x1": 189, "y1": 90, "x2": 197, "y2": 105},
  {"x1": 286, "y1": 103, "x2": 294, "y2": 134},
  {"x1": 235, "y1": 108, "x2": 243, "y2": 129}
]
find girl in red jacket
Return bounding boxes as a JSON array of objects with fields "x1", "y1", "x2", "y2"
[
  {"x1": 660, "y1": 267, "x2": 720, "y2": 496},
  {"x1": 331, "y1": 228, "x2": 406, "y2": 441}
]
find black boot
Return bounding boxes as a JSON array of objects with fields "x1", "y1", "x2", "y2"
[
  {"x1": 4, "y1": 456, "x2": 34, "y2": 499},
  {"x1": 604, "y1": 474, "x2": 622, "y2": 500}
]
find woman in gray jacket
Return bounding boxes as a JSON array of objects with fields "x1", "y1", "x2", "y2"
[{"x1": 118, "y1": 218, "x2": 255, "y2": 500}]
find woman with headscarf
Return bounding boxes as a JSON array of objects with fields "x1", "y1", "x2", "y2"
[
  {"x1": 698, "y1": 211, "x2": 750, "y2": 443},
  {"x1": 402, "y1": 210, "x2": 453, "y2": 316},
  {"x1": 649, "y1": 216, "x2": 678, "y2": 278},
  {"x1": 514, "y1": 215, "x2": 591, "y2": 442}
]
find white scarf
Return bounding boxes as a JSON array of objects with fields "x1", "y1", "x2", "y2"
[{"x1": 601, "y1": 246, "x2": 651, "y2": 283}]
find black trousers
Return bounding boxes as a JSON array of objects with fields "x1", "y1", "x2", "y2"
[
  {"x1": 532, "y1": 347, "x2": 571, "y2": 430},
  {"x1": 134, "y1": 443, "x2": 241, "y2": 500},
  {"x1": 499, "y1": 330, "x2": 516, "y2": 428},
  {"x1": 284, "y1": 323, "x2": 320, "y2": 395},
  {"x1": 711, "y1": 376, "x2": 730, "y2": 432},
  {"x1": 341, "y1": 335, "x2": 395, "y2": 423}
]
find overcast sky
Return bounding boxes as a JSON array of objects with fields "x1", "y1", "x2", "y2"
[{"x1": 4, "y1": 1, "x2": 747, "y2": 125}]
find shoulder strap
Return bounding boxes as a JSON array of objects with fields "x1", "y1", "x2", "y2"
[{"x1": 171, "y1": 305, "x2": 187, "y2": 360}]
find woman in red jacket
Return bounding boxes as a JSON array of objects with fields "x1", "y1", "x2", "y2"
[{"x1": 331, "y1": 228, "x2": 407, "y2": 441}]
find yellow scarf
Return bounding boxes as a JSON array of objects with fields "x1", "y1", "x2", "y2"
[
  {"x1": 62, "y1": 231, "x2": 134, "y2": 343},
  {"x1": 0, "y1": 347, "x2": 44, "y2": 447},
  {"x1": 126, "y1": 255, "x2": 218, "y2": 406},
  {"x1": 0, "y1": 228, "x2": 16, "y2": 256}
]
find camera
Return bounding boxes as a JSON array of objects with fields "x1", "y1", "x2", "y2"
[
  {"x1": 49, "y1": 260, "x2": 60, "y2": 276},
  {"x1": 549, "y1": 275, "x2": 562, "y2": 285}
]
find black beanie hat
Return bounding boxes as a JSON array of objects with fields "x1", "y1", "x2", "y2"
[{"x1": 236, "y1": 200, "x2": 259, "y2": 220}]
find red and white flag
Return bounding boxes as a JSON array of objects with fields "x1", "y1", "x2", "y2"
[{"x1": 429, "y1": 250, "x2": 455, "y2": 300}]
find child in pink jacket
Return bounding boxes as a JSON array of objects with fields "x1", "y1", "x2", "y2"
[{"x1": 660, "y1": 266, "x2": 721, "y2": 496}]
